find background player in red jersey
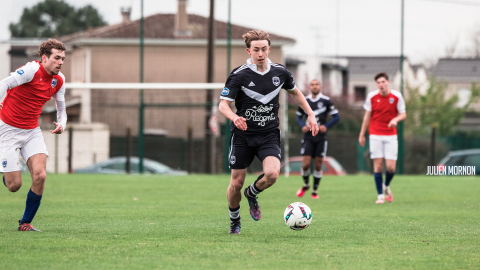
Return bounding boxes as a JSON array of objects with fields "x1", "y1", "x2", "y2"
[
  {"x1": 0, "y1": 39, "x2": 67, "y2": 231},
  {"x1": 358, "y1": 72, "x2": 406, "y2": 204}
]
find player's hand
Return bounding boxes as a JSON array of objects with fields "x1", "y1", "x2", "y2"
[
  {"x1": 233, "y1": 116, "x2": 247, "y2": 131},
  {"x1": 359, "y1": 136, "x2": 365, "y2": 147},
  {"x1": 301, "y1": 125, "x2": 310, "y2": 133},
  {"x1": 307, "y1": 115, "x2": 319, "y2": 137},
  {"x1": 387, "y1": 119, "x2": 398, "y2": 128},
  {"x1": 50, "y1": 122, "x2": 63, "y2": 134},
  {"x1": 319, "y1": 125, "x2": 327, "y2": 133}
]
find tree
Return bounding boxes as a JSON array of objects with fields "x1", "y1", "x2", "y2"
[
  {"x1": 10, "y1": 0, "x2": 106, "y2": 38},
  {"x1": 405, "y1": 78, "x2": 480, "y2": 136},
  {"x1": 470, "y1": 26, "x2": 480, "y2": 58}
]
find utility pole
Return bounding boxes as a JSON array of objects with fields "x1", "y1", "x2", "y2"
[
  {"x1": 205, "y1": 0, "x2": 216, "y2": 173},
  {"x1": 398, "y1": 0, "x2": 405, "y2": 174},
  {"x1": 139, "y1": 0, "x2": 145, "y2": 173},
  {"x1": 224, "y1": 0, "x2": 232, "y2": 173}
]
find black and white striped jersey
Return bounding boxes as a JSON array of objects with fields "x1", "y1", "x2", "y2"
[
  {"x1": 220, "y1": 58, "x2": 296, "y2": 134},
  {"x1": 297, "y1": 93, "x2": 338, "y2": 139}
]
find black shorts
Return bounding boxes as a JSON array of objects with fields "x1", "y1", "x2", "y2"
[
  {"x1": 301, "y1": 137, "x2": 328, "y2": 158},
  {"x1": 228, "y1": 129, "x2": 281, "y2": 169}
]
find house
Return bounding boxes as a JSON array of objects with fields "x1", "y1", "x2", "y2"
[
  {"x1": 285, "y1": 56, "x2": 348, "y2": 98},
  {"x1": 346, "y1": 56, "x2": 428, "y2": 106},
  {"x1": 432, "y1": 58, "x2": 480, "y2": 130},
  {"x1": 57, "y1": 0, "x2": 295, "y2": 138}
]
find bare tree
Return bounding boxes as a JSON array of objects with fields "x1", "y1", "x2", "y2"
[
  {"x1": 444, "y1": 34, "x2": 459, "y2": 58},
  {"x1": 470, "y1": 26, "x2": 480, "y2": 58}
]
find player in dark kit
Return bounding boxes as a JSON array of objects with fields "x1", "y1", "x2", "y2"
[
  {"x1": 296, "y1": 79, "x2": 339, "y2": 199},
  {"x1": 219, "y1": 30, "x2": 319, "y2": 234}
]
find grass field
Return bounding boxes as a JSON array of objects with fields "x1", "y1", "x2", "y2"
[{"x1": 0, "y1": 174, "x2": 478, "y2": 269}]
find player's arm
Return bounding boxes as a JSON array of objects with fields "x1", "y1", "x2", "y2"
[
  {"x1": 388, "y1": 94, "x2": 407, "y2": 128},
  {"x1": 387, "y1": 112, "x2": 406, "y2": 128},
  {"x1": 50, "y1": 80, "x2": 67, "y2": 134},
  {"x1": 218, "y1": 99, "x2": 247, "y2": 131},
  {"x1": 296, "y1": 108, "x2": 309, "y2": 133},
  {"x1": 320, "y1": 101, "x2": 340, "y2": 133},
  {"x1": 0, "y1": 63, "x2": 37, "y2": 108},
  {"x1": 287, "y1": 87, "x2": 319, "y2": 136},
  {"x1": 358, "y1": 111, "x2": 371, "y2": 147},
  {"x1": 219, "y1": 72, "x2": 246, "y2": 131},
  {"x1": 0, "y1": 76, "x2": 19, "y2": 108}
]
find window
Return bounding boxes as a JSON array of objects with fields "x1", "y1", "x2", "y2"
[
  {"x1": 354, "y1": 86, "x2": 366, "y2": 101},
  {"x1": 101, "y1": 163, "x2": 125, "y2": 170}
]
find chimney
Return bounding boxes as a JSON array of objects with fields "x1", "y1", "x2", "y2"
[
  {"x1": 175, "y1": 0, "x2": 192, "y2": 37},
  {"x1": 121, "y1": 7, "x2": 131, "y2": 23}
]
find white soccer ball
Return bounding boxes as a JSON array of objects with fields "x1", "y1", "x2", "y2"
[{"x1": 283, "y1": 202, "x2": 312, "y2": 230}]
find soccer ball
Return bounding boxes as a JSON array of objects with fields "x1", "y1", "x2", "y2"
[{"x1": 283, "y1": 202, "x2": 312, "y2": 230}]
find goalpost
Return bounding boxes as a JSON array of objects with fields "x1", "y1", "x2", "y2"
[{"x1": 64, "y1": 82, "x2": 290, "y2": 176}]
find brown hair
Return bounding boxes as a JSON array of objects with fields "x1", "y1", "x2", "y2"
[
  {"x1": 38, "y1": 39, "x2": 66, "y2": 59},
  {"x1": 374, "y1": 72, "x2": 389, "y2": 81},
  {"x1": 242, "y1": 30, "x2": 271, "y2": 48}
]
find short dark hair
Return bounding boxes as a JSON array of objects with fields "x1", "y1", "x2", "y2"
[
  {"x1": 242, "y1": 30, "x2": 271, "y2": 48},
  {"x1": 374, "y1": 72, "x2": 389, "y2": 81},
  {"x1": 38, "y1": 39, "x2": 66, "y2": 59}
]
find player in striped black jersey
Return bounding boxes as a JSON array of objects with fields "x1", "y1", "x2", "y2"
[
  {"x1": 296, "y1": 80, "x2": 340, "y2": 199},
  {"x1": 219, "y1": 30, "x2": 319, "y2": 234}
]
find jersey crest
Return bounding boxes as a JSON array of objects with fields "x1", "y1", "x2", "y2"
[
  {"x1": 272, "y1": 77, "x2": 280, "y2": 86},
  {"x1": 51, "y1": 78, "x2": 57, "y2": 88}
]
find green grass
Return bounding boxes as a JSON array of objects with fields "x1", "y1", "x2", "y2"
[{"x1": 0, "y1": 174, "x2": 478, "y2": 270}]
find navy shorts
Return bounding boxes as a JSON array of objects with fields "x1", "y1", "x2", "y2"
[
  {"x1": 228, "y1": 129, "x2": 281, "y2": 170},
  {"x1": 300, "y1": 137, "x2": 328, "y2": 158}
]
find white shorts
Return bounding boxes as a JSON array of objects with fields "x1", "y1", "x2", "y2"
[
  {"x1": 0, "y1": 120, "x2": 48, "y2": 173},
  {"x1": 369, "y1": 135, "x2": 398, "y2": 160}
]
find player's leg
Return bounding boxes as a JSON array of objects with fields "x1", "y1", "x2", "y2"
[
  {"x1": 3, "y1": 171, "x2": 22, "y2": 192},
  {"x1": 17, "y1": 153, "x2": 46, "y2": 231},
  {"x1": 370, "y1": 135, "x2": 385, "y2": 204},
  {"x1": 311, "y1": 140, "x2": 327, "y2": 199},
  {"x1": 255, "y1": 156, "x2": 281, "y2": 191},
  {"x1": 227, "y1": 169, "x2": 246, "y2": 234},
  {"x1": 383, "y1": 136, "x2": 398, "y2": 202},
  {"x1": 312, "y1": 157, "x2": 324, "y2": 199},
  {"x1": 18, "y1": 128, "x2": 48, "y2": 231},
  {"x1": 244, "y1": 130, "x2": 281, "y2": 221},
  {"x1": 227, "y1": 133, "x2": 254, "y2": 233},
  {"x1": 297, "y1": 143, "x2": 312, "y2": 197},
  {"x1": 0, "y1": 125, "x2": 24, "y2": 191}
]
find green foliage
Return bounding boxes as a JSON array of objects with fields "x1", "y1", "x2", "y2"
[
  {"x1": 0, "y1": 174, "x2": 478, "y2": 269},
  {"x1": 405, "y1": 78, "x2": 480, "y2": 136},
  {"x1": 9, "y1": 0, "x2": 106, "y2": 38}
]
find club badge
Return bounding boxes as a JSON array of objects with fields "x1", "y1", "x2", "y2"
[{"x1": 272, "y1": 77, "x2": 280, "y2": 86}]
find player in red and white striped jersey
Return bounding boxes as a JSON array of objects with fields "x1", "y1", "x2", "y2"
[
  {"x1": 358, "y1": 72, "x2": 406, "y2": 204},
  {"x1": 0, "y1": 39, "x2": 67, "y2": 231}
]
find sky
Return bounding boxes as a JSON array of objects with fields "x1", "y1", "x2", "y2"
[{"x1": 1, "y1": 0, "x2": 480, "y2": 65}]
